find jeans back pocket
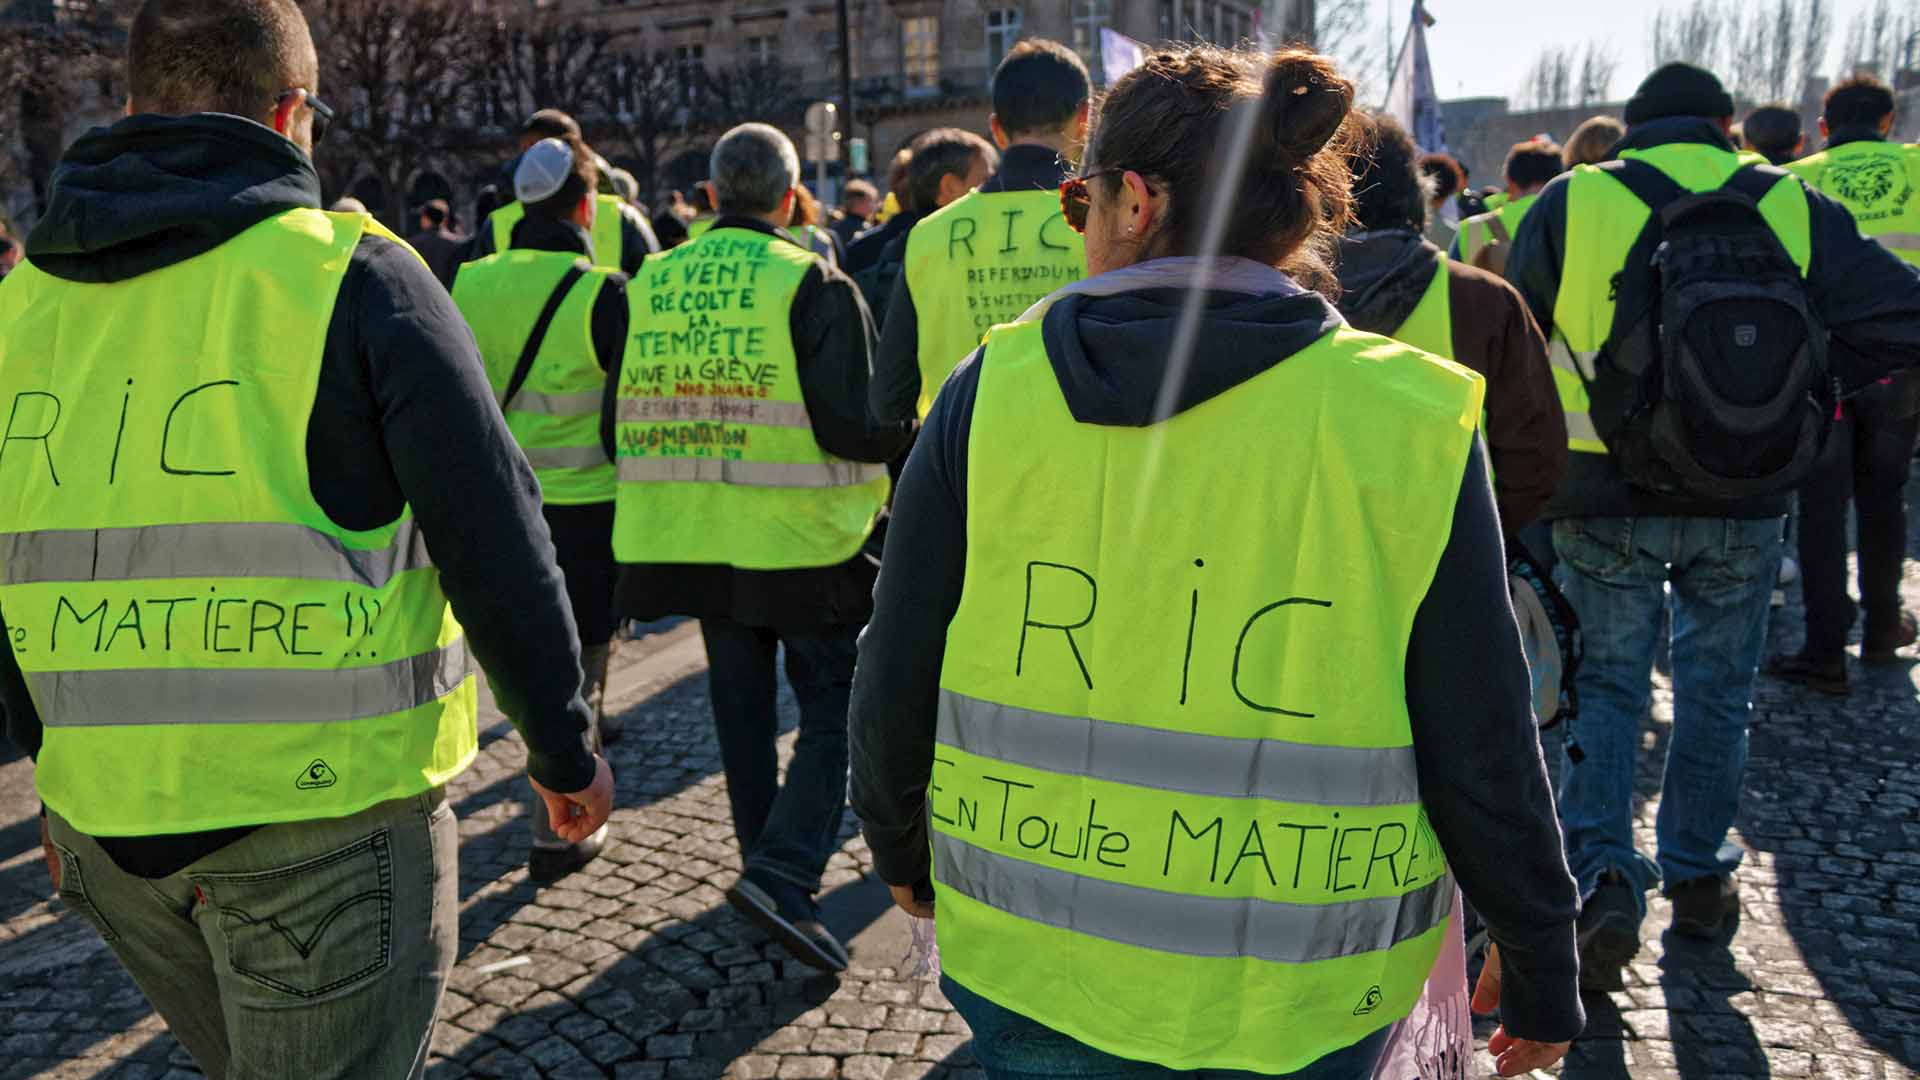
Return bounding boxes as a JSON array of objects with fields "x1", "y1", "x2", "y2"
[
  {"x1": 51, "y1": 841, "x2": 118, "y2": 944},
  {"x1": 193, "y1": 828, "x2": 393, "y2": 1000}
]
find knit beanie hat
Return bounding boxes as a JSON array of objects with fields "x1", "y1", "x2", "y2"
[{"x1": 1625, "y1": 63, "x2": 1735, "y2": 125}]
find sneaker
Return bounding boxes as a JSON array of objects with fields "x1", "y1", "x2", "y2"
[
  {"x1": 1862, "y1": 610, "x2": 1918, "y2": 664},
  {"x1": 1778, "y1": 556, "x2": 1800, "y2": 586},
  {"x1": 1576, "y1": 871, "x2": 1642, "y2": 992},
  {"x1": 1667, "y1": 875, "x2": 1738, "y2": 939},
  {"x1": 1768, "y1": 650, "x2": 1849, "y2": 695},
  {"x1": 726, "y1": 872, "x2": 849, "y2": 974},
  {"x1": 529, "y1": 824, "x2": 609, "y2": 884}
]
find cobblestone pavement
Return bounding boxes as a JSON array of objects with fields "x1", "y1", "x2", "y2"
[{"x1": 3, "y1": 492, "x2": 1919, "y2": 1080}]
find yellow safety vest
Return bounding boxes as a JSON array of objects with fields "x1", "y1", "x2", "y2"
[
  {"x1": 1392, "y1": 252, "x2": 1452, "y2": 358},
  {"x1": 1551, "y1": 145, "x2": 1812, "y2": 455},
  {"x1": 933, "y1": 316, "x2": 1483, "y2": 1073},
  {"x1": 452, "y1": 250, "x2": 619, "y2": 504},
  {"x1": 488, "y1": 194, "x2": 627, "y2": 271},
  {"x1": 611, "y1": 226, "x2": 888, "y2": 570},
  {"x1": 1453, "y1": 191, "x2": 1538, "y2": 275},
  {"x1": 1788, "y1": 139, "x2": 1920, "y2": 264},
  {"x1": 0, "y1": 209, "x2": 476, "y2": 836},
  {"x1": 902, "y1": 188, "x2": 1085, "y2": 417}
]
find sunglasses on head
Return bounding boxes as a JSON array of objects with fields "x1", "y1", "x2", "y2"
[
  {"x1": 1059, "y1": 170, "x2": 1157, "y2": 234},
  {"x1": 276, "y1": 89, "x2": 334, "y2": 147}
]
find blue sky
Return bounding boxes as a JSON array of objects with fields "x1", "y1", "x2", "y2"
[{"x1": 1375, "y1": 0, "x2": 1888, "y2": 101}]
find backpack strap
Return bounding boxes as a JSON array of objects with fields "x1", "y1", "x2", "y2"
[
  {"x1": 499, "y1": 261, "x2": 591, "y2": 413},
  {"x1": 1722, "y1": 162, "x2": 1791, "y2": 204},
  {"x1": 1599, "y1": 158, "x2": 1690, "y2": 212},
  {"x1": 1487, "y1": 214, "x2": 1511, "y2": 246}
]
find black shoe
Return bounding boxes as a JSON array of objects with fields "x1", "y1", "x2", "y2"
[
  {"x1": 1667, "y1": 875, "x2": 1738, "y2": 940},
  {"x1": 597, "y1": 711, "x2": 625, "y2": 745},
  {"x1": 529, "y1": 824, "x2": 608, "y2": 884},
  {"x1": 1576, "y1": 871, "x2": 1642, "y2": 992},
  {"x1": 1862, "y1": 610, "x2": 1918, "y2": 664},
  {"x1": 1768, "y1": 650, "x2": 1849, "y2": 695},
  {"x1": 725, "y1": 873, "x2": 849, "y2": 973}
]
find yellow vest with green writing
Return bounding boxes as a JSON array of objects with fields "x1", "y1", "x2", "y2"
[
  {"x1": 903, "y1": 188, "x2": 1085, "y2": 417},
  {"x1": 933, "y1": 317, "x2": 1483, "y2": 1073},
  {"x1": 1453, "y1": 191, "x2": 1538, "y2": 273},
  {"x1": 489, "y1": 194, "x2": 627, "y2": 270},
  {"x1": 1788, "y1": 139, "x2": 1920, "y2": 264},
  {"x1": 453, "y1": 251, "x2": 618, "y2": 504},
  {"x1": 1551, "y1": 145, "x2": 1812, "y2": 456},
  {"x1": 612, "y1": 226, "x2": 888, "y2": 570},
  {"x1": 0, "y1": 209, "x2": 476, "y2": 836}
]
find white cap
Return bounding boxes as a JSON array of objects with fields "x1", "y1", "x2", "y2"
[{"x1": 514, "y1": 138, "x2": 575, "y2": 205}]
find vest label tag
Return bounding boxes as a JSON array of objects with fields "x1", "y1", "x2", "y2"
[{"x1": 296, "y1": 759, "x2": 338, "y2": 790}]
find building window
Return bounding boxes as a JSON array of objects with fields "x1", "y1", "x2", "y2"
[
  {"x1": 675, "y1": 43, "x2": 705, "y2": 66},
  {"x1": 1072, "y1": 0, "x2": 1111, "y2": 82},
  {"x1": 986, "y1": 8, "x2": 1023, "y2": 75},
  {"x1": 902, "y1": 15, "x2": 940, "y2": 93},
  {"x1": 823, "y1": 23, "x2": 863, "y2": 81},
  {"x1": 745, "y1": 36, "x2": 775, "y2": 65},
  {"x1": 1158, "y1": 0, "x2": 1174, "y2": 40}
]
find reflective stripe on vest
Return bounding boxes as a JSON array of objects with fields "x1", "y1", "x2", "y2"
[
  {"x1": 904, "y1": 187, "x2": 1085, "y2": 418},
  {"x1": 1453, "y1": 191, "x2": 1536, "y2": 270},
  {"x1": 1788, "y1": 141, "x2": 1920, "y2": 265},
  {"x1": 488, "y1": 198, "x2": 625, "y2": 271},
  {"x1": 452, "y1": 250, "x2": 617, "y2": 504},
  {"x1": 934, "y1": 832, "x2": 1455, "y2": 965},
  {"x1": 933, "y1": 316, "x2": 1482, "y2": 1074},
  {"x1": 0, "y1": 208, "x2": 476, "y2": 836},
  {"x1": 1554, "y1": 147, "x2": 1813, "y2": 457},
  {"x1": 613, "y1": 226, "x2": 888, "y2": 570}
]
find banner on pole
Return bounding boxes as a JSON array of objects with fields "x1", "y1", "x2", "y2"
[{"x1": 1383, "y1": 2, "x2": 1446, "y2": 153}]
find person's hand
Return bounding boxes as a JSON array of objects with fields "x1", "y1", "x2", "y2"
[
  {"x1": 530, "y1": 754, "x2": 614, "y2": 843},
  {"x1": 889, "y1": 883, "x2": 934, "y2": 919},
  {"x1": 40, "y1": 815, "x2": 60, "y2": 892},
  {"x1": 1473, "y1": 944, "x2": 1574, "y2": 1076}
]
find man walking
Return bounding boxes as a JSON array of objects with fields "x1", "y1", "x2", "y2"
[
  {"x1": 466, "y1": 109, "x2": 659, "y2": 276},
  {"x1": 1452, "y1": 138, "x2": 1562, "y2": 278},
  {"x1": 871, "y1": 40, "x2": 1089, "y2": 422},
  {"x1": 1772, "y1": 74, "x2": 1920, "y2": 692},
  {"x1": 0, "y1": 1, "x2": 613, "y2": 1075},
  {"x1": 1507, "y1": 62, "x2": 1920, "y2": 988},
  {"x1": 608, "y1": 123, "x2": 910, "y2": 971},
  {"x1": 453, "y1": 137, "x2": 631, "y2": 880}
]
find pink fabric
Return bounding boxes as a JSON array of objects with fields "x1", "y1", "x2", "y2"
[{"x1": 1372, "y1": 889, "x2": 1472, "y2": 1080}]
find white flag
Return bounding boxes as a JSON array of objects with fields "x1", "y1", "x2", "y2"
[
  {"x1": 1100, "y1": 27, "x2": 1148, "y2": 88},
  {"x1": 1383, "y1": 2, "x2": 1447, "y2": 152}
]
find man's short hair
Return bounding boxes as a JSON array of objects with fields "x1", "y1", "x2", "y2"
[
  {"x1": 710, "y1": 123, "x2": 801, "y2": 216},
  {"x1": 841, "y1": 178, "x2": 878, "y2": 206},
  {"x1": 525, "y1": 136, "x2": 598, "y2": 222},
  {"x1": 1505, "y1": 139, "x2": 1563, "y2": 190},
  {"x1": 1347, "y1": 112, "x2": 1427, "y2": 232},
  {"x1": 1825, "y1": 73, "x2": 1896, "y2": 129},
  {"x1": 419, "y1": 198, "x2": 449, "y2": 227},
  {"x1": 887, "y1": 147, "x2": 914, "y2": 209},
  {"x1": 524, "y1": 109, "x2": 582, "y2": 142},
  {"x1": 906, "y1": 128, "x2": 996, "y2": 214},
  {"x1": 993, "y1": 39, "x2": 1091, "y2": 138},
  {"x1": 1743, "y1": 104, "x2": 1804, "y2": 164},
  {"x1": 1417, "y1": 153, "x2": 1465, "y2": 200},
  {"x1": 128, "y1": 0, "x2": 315, "y2": 118}
]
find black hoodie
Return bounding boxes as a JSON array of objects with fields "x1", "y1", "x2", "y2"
[
  {"x1": 848, "y1": 278, "x2": 1585, "y2": 1044},
  {"x1": 5, "y1": 114, "x2": 597, "y2": 874}
]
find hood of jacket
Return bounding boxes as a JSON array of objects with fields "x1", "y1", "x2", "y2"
[
  {"x1": 25, "y1": 112, "x2": 322, "y2": 284},
  {"x1": 1332, "y1": 228, "x2": 1444, "y2": 337},
  {"x1": 1614, "y1": 115, "x2": 1737, "y2": 158},
  {"x1": 1035, "y1": 257, "x2": 1343, "y2": 427}
]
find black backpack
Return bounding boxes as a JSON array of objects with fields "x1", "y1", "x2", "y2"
[{"x1": 1585, "y1": 159, "x2": 1833, "y2": 501}]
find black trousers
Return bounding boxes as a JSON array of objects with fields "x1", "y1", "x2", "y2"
[{"x1": 1796, "y1": 396, "x2": 1920, "y2": 655}]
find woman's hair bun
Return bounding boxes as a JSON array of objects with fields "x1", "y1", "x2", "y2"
[{"x1": 1261, "y1": 49, "x2": 1355, "y2": 165}]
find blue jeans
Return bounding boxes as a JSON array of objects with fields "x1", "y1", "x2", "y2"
[
  {"x1": 700, "y1": 617, "x2": 858, "y2": 894},
  {"x1": 1552, "y1": 516, "x2": 1783, "y2": 915},
  {"x1": 943, "y1": 977, "x2": 1389, "y2": 1080}
]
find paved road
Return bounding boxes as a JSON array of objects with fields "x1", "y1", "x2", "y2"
[{"x1": 3, "y1": 494, "x2": 1918, "y2": 1079}]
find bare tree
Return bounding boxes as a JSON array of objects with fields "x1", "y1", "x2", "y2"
[
  {"x1": 304, "y1": 0, "x2": 481, "y2": 225},
  {"x1": 712, "y1": 60, "x2": 805, "y2": 130},
  {"x1": 1841, "y1": 0, "x2": 1920, "y2": 81},
  {"x1": 478, "y1": 4, "x2": 629, "y2": 125},
  {"x1": 1517, "y1": 43, "x2": 1617, "y2": 110},
  {"x1": 1648, "y1": 0, "x2": 1851, "y2": 106},
  {"x1": 1650, "y1": 0, "x2": 1728, "y2": 72},
  {"x1": 0, "y1": 2, "x2": 126, "y2": 220},
  {"x1": 599, "y1": 50, "x2": 711, "y2": 196},
  {"x1": 1314, "y1": 0, "x2": 1379, "y2": 101},
  {"x1": 1798, "y1": 0, "x2": 1833, "y2": 101}
]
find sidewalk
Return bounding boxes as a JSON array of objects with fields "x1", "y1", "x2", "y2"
[{"x1": 2, "y1": 496, "x2": 1919, "y2": 1078}]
